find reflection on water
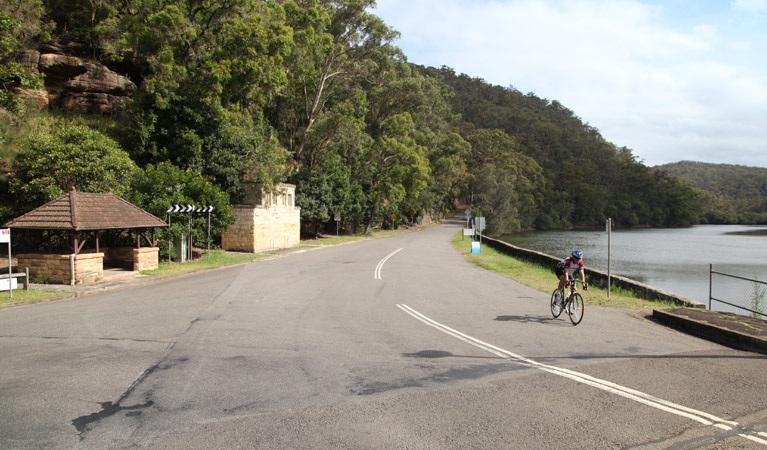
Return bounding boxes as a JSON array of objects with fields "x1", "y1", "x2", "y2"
[{"x1": 498, "y1": 225, "x2": 767, "y2": 307}]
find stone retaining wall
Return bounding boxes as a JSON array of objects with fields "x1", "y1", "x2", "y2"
[{"x1": 480, "y1": 235, "x2": 704, "y2": 308}]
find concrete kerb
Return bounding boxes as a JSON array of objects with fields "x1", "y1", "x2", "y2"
[{"x1": 653, "y1": 309, "x2": 767, "y2": 354}]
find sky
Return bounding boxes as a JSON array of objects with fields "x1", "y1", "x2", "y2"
[{"x1": 370, "y1": 0, "x2": 767, "y2": 168}]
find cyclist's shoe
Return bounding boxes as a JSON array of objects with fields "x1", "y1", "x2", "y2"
[{"x1": 554, "y1": 292, "x2": 561, "y2": 305}]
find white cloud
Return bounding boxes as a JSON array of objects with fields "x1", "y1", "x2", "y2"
[{"x1": 373, "y1": 0, "x2": 767, "y2": 168}]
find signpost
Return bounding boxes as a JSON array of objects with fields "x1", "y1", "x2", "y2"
[
  {"x1": 168, "y1": 204, "x2": 214, "y2": 262},
  {"x1": 475, "y1": 216, "x2": 485, "y2": 244},
  {"x1": 1, "y1": 228, "x2": 12, "y2": 298},
  {"x1": 197, "y1": 206, "x2": 214, "y2": 259},
  {"x1": 334, "y1": 212, "x2": 341, "y2": 237}
]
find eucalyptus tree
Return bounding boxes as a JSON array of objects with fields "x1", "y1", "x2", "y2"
[
  {"x1": 275, "y1": 0, "x2": 400, "y2": 165},
  {"x1": 361, "y1": 112, "x2": 429, "y2": 232}
]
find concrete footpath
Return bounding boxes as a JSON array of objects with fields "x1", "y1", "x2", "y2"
[{"x1": 3, "y1": 244, "x2": 766, "y2": 356}]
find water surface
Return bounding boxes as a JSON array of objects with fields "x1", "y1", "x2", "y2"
[{"x1": 498, "y1": 225, "x2": 767, "y2": 307}]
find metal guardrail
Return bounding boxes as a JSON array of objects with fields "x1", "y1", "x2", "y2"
[{"x1": 709, "y1": 264, "x2": 767, "y2": 318}]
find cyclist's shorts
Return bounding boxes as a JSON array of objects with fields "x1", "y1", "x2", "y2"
[{"x1": 555, "y1": 262, "x2": 565, "y2": 278}]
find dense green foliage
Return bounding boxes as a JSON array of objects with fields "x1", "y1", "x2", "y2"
[
  {"x1": 3, "y1": 0, "x2": 762, "y2": 251},
  {"x1": 0, "y1": 12, "x2": 43, "y2": 114},
  {"x1": 10, "y1": 124, "x2": 138, "y2": 209},
  {"x1": 657, "y1": 161, "x2": 767, "y2": 224}
]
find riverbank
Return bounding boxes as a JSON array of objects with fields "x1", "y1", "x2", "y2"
[
  {"x1": 452, "y1": 230, "x2": 767, "y2": 353},
  {"x1": 450, "y1": 231, "x2": 680, "y2": 310}
]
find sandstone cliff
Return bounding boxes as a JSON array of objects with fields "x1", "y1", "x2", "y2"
[{"x1": 13, "y1": 38, "x2": 136, "y2": 115}]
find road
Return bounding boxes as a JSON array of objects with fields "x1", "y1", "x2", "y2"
[{"x1": 2, "y1": 215, "x2": 767, "y2": 449}]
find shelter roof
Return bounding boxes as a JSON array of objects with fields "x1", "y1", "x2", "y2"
[{"x1": 4, "y1": 189, "x2": 167, "y2": 231}]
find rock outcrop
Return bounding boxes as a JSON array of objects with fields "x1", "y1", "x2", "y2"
[{"x1": 12, "y1": 39, "x2": 137, "y2": 115}]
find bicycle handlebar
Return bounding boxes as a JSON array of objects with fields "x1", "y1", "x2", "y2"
[{"x1": 565, "y1": 278, "x2": 588, "y2": 289}]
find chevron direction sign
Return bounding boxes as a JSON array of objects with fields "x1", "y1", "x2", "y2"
[
  {"x1": 167, "y1": 204, "x2": 197, "y2": 213},
  {"x1": 196, "y1": 206, "x2": 214, "y2": 213}
]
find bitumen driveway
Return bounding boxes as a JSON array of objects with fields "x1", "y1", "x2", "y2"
[{"x1": 6, "y1": 242, "x2": 767, "y2": 356}]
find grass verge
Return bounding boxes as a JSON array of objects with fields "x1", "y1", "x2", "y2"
[
  {"x1": 1, "y1": 288, "x2": 72, "y2": 305},
  {"x1": 141, "y1": 250, "x2": 265, "y2": 276},
  {"x1": 451, "y1": 231, "x2": 676, "y2": 310}
]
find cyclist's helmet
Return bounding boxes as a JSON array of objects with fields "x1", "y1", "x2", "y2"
[{"x1": 571, "y1": 249, "x2": 583, "y2": 260}]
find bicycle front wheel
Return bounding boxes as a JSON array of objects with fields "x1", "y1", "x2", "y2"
[
  {"x1": 568, "y1": 293, "x2": 584, "y2": 325},
  {"x1": 550, "y1": 290, "x2": 563, "y2": 318}
]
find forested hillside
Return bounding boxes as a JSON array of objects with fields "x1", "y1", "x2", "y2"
[
  {"x1": 0, "y1": 0, "x2": 722, "y2": 252},
  {"x1": 657, "y1": 161, "x2": 767, "y2": 224}
]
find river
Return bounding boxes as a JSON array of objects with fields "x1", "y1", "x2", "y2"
[{"x1": 498, "y1": 225, "x2": 767, "y2": 310}]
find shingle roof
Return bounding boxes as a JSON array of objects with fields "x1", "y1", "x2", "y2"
[{"x1": 4, "y1": 189, "x2": 167, "y2": 231}]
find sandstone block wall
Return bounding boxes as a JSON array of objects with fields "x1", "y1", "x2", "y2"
[
  {"x1": 17, "y1": 252, "x2": 104, "y2": 285},
  {"x1": 101, "y1": 247, "x2": 134, "y2": 268}
]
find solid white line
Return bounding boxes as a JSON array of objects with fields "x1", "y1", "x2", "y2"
[
  {"x1": 374, "y1": 248, "x2": 403, "y2": 280},
  {"x1": 396, "y1": 304, "x2": 766, "y2": 446}
]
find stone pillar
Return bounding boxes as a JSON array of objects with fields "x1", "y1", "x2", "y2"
[
  {"x1": 222, "y1": 183, "x2": 301, "y2": 253},
  {"x1": 132, "y1": 247, "x2": 159, "y2": 271}
]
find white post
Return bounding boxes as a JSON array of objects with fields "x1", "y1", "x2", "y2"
[
  {"x1": 167, "y1": 211, "x2": 172, "y2": 262},
  {"x1": 207, "y1": 208, "x2": 211, "y2": 260},
  {"x1": 607, "y1": 218, "x2": 612, "y2": 299},
  {"x1": 6, "y1": 230, "x2": 11, "y2": 299}
]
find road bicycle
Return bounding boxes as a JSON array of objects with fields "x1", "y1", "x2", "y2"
[{"x1": 550, "y1": 278, "x2": 585, "y2": 325}]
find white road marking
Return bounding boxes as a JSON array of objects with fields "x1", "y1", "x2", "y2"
[
  {"x1": 396, "y1": 304, "x2": 767, "y2": 446},
  {"x1": 374, "y1": 248, "x2": 403, "y2": 280}
]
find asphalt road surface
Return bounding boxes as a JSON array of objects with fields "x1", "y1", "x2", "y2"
[{"x1": 2, "y1": 215, "x2": 767, "y2": 449}]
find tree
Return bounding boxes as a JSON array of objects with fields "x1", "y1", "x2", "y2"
[
  {"x1": 129, "y1": 161, "x2": 234, "y2": 256},
  {"x1": 473, "y1": 164, "x2": 519, "y2": 235},
  {"x1": 0, "y1": 0, "x2": 52, "y2": 47},
  {"x1": 275, "y1": 0, "x2": 400, "y2": 164},
  {"x1": 0, "y1": 13, "x2": 44, "y2": 114},
  {"x1": 10, "y1": 124, "x2": 137, "y2": 211},
  {"x1": 107, "y1": 0, "x2": 293, "y2": 195},
  {"x1": 362, "y1": 112, "x2": 429, "y2": 232}
]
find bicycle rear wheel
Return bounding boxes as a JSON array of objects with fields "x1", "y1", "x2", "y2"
[
  {"x1": 550, "y1": 290, "x2": 563, "y2": 318},
  {"x1": 568, "y1": 293, "x2": 584, "y2": 325}
]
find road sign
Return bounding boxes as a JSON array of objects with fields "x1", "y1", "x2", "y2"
[
  {"x1": 334, "y1": 213, "x2": 341, "y2": 221},
  {"x1": 0, "y1": 228, "x2": 9, "y2": 244}
]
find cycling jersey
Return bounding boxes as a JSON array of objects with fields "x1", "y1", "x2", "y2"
[{"x1": 557, "y1": 256, "x2": 584, "y2": 277}]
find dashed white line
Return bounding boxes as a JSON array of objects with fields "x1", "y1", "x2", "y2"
[
  {"x1": 374, "y1": 248, "x2": 403, "y2": 280},
  {"x1": 396, "y1": 303, "x2": 767, "y2": 446}
]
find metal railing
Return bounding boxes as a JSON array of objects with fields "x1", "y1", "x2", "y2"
[{"x1": 709, "y1": 264, "x2": 767, "y2": 318}]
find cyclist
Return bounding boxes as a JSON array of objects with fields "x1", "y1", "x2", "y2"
[{"x1": 554, "y1": 249, "x2": 588, "y2": 305}]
